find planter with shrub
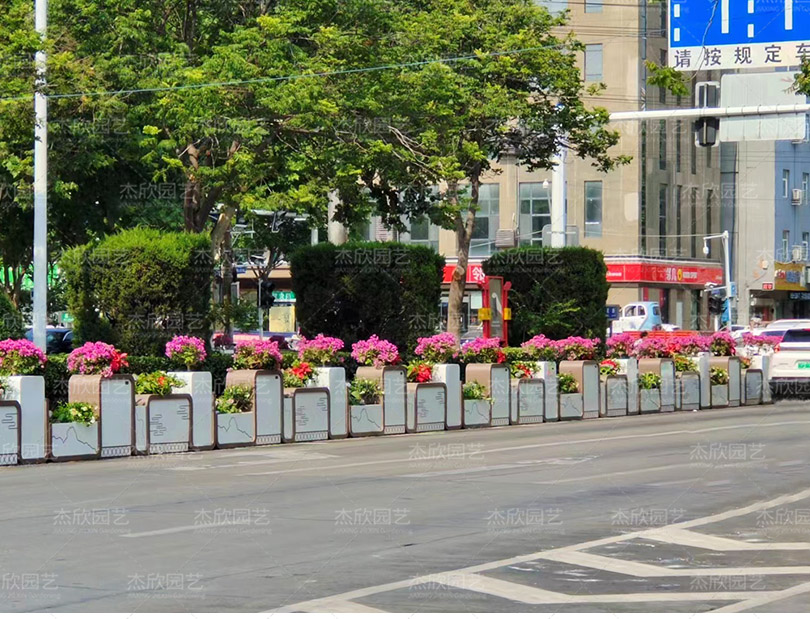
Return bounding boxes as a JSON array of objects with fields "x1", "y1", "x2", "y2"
[
  {"x1": 0, "y1": 379, "x2": 20, "y2": 465},
  {"x1": 613, "y1": 357, "x2": 639, "y2": 415},
  {"x1": 462, "y1": 338, "x2": 510, "y2": 426},
  {"x1": 0, "y1": 339, "x2": 47, "y2": 462},
  {"x1": 165, "y1": 335, "x2": 215, "y2": 450},
  {"x1": 352, "y1": 336, "x2": 407, "y2": 435},
  {"x1": 49, "y1": 401, "x2": 100, "y2": 461},
  {"x1": 673, "y1": 356, "x2": 700, "y2": 410},
  {"x1": 134, "y1": 371, "x2": 192, "y2": 455},
  {"x1": 216, "y1": 385, "x2": 256, "y2": 447},
  {"x1": 638, "y1": 372, "x2": 662, "y2": 413},
  {"x1": 710, "y1": 367, "x2": 730, "y2": 408},
  {"x1": 462, "y1": 381, "x2": 491, "y2": 428},
  {"x1": 709, "y1": 356, "x2": 741, "y2": 407},
  {"x1": 599, "y1": 361, "x2": 628, "y2": 417},
  {"x1": 348, "y1": 378, "x2": 384, "y2": 437},
  {"x1": 637, "y1": 358, "x2": 676, "y2": 412},
  {"x1": 558, "y1": 373, "x2": 583, "y2": 420},
  {"x1": 416, "y1": 333, "x2": 462, "y2": 430},
  {"x1": 299, "y1": 334, "x2": 348, "y2": 439},
  {"x1": 559, "y1": 360, "x2": 600, "y2": 419},
  {"x1": 509, "y1": 356, "x2": 544, "y2": 425}
]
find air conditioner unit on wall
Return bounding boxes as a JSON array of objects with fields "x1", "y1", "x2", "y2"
[
  {"x1": 792, "y1": 245, "x2": 804, "y2": 262},
  {"x1": 792, "y1": 188, "x2": 803, "y2": 205}
]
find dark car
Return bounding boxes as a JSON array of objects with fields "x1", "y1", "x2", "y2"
[{"x1": 24, "y1": 327, "x2": 74, "y2": 354}]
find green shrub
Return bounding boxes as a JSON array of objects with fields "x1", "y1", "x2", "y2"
[
  {"x1": 216, "y1": 385, "x2": 253, "y2": 414},
  {"x1": 557, "y1": 373, "x2": 579, "y2": 394},
  {"x1": 463, "y1": 381, "x2": 489, "y2": 400},
  {"x1": 62, "y1": 228, "x2": 213, "y2": 356},
  {"x1": 289, "y1": 242, "x2": 444, "y2": 354},
  {"x1": 639, "y1": 372, "x2": 662, "y2": 390},
  {"x1": 0, "y1": 290, "x2": 24, "y2": 340},
  {"x1": 483, "y1": 247, "x2": 609, "y2": 343},
  {"x1": 135, "y1": 371, "x2": 185, "y2": 396},
  {"x1": 348, "y1": 378, "x2": 382, "y2": 406}
]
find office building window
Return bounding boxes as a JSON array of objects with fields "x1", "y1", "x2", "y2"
[
  {"x1": 469, "y1": 183, "x2": 500, "y2": 257},
  {"x1": 536, "y1": 0, "x2": 568, "y2": 16},
  {"x1": 691, "y1": 135, "x2": 697, "y2": 174},
  {"x1": 659, "y1": 50, "x2": 667, "y2": 104},
  {"x1": 584, "y1": 181, "x2": 602, "y2": 237},
  {"x1": 783, "y1": 230, "x2": 790, "y2": 260},
  {"x1": 659, "y1": 184, "x2": 668, "y2": 256},
  {"x1": 519, "y1": 182, "x2": 552, "y2": 246},
  {"x1": 803, "y1": 173, "x2": 809, "y2": 204},
  {"x1": 803, "y1": 232, "x2": 810, "y2": 260},
  {"x1": 676, "y1": 186, "x2": 683, "y2": 256},
  {"x1": 783, "y1": 170, "x2": 791, "y2": 198},
  {"x1": 585, "y1": 44, "x2": 603, "y2": 81},
  {"x1": 658, "y1": 120, "x2": 667, "y2": 170},
  {"x1": 660, "y1": 4, "x2": 667, "y2": 32},
  {"x1": 705, "y1": 189, "x2": 713, "y2": 258},
  {"x1": 690, "y1": 187, "x2": 697, "y2": 257},
  {"x1": 405, "y1": 215, "x2": 439, "y2": 250},
  {"x1": 675, "y1": 121, "x2": 682, "y2": 172},
  {"x1": 585, "y1": 0, "x2": 602, "y2": 12}
]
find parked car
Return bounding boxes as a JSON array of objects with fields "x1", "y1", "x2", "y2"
[
  {"x1": 24, "y1": 327, "x2": 73, "y2": 354},
  {"x1": 769, "y1": 328, "x2": 810, "y2": 398}
]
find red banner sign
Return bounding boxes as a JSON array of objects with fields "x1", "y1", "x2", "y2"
[
  {"x1": 442, "y1": 263, "x2": 487, "y2": 284},
  {"x1": 605, "y1": 262, "x2": 723, "y2": 286}
]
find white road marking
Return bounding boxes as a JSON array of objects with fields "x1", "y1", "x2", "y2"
[
  {"x1": 286, "y1": 599, "x2": 383, "y2": 613},
  {"x1": 532, "y1": 462, "x2": 693, "y2": 485},
  {"x1": 400, "y1": 463, "x2": 539, "y2": 478},
  {"x1": 120, "y1": 522, "x2": 233, "y2": 538},
  {"x1": 705, "y1": 479, "x2": 731, "y2": 486},
  {"x1": 268, "y1": 487, "x2": 810, "y2": 612},
  {"x1": 242, "y1": 420, "x2": 810, "y2": 477},
  {"x1": 779, "y1": 459, "x2": 804, "y2": 467},
  {"x1": 642, "y1": 528, "x2": 810, "y2": 551},
  {"x1": 647, "y1": 477, "x2": 703, "y2": 487}
]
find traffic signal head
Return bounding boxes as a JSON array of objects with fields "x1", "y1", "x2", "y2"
[{"x1": 259, "y1": 281, "x2": 276, "y2": 308}]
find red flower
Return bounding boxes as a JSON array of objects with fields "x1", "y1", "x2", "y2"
[
  {"x1": 291, "y1": 362, "x2": 313, "y2": 380},
  {"x1": 496, "y1": 350, "x2": 506, "y2": 364}
]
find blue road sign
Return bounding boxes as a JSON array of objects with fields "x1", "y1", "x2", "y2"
[
  {"x1": 606, "y1": 305, "x2": 620, "y2": 320},
  {"x1": 669, "y1": 0, "x2": 810, "y2": 70}
]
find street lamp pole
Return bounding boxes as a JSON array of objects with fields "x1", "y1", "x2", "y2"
[{"x1": 32, "y1": 0, "x2": 49, "y2": 350}]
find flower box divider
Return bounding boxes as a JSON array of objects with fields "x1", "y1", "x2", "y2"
[
  {"x1": 464, "y1": 363, "x2": 511, "y2": 426},
  {"x1": 135, "y1": 394, "x2": 193, "y2": 455},
  {"x1": 614, "y1": 359, "x2": 639, "y2": 415},
  {"x1": 282, "y1": 387, "x2": 330, "y2": 443},
  {"x1": 463, "y1": 397, "x2": 491, "y2": 428},
  {"x1": 169, "y1": 371, "x2": 214, "y2": 450},
  {"x1": 559, "y1": 392, "x2": 584, "y2": 420},
  {"x1": 68, "y1": 374, "x2": 135, "y2": 458},
  {"x1": 355, "y1": 366, "x2": 407, "y2": 435},
  {"x1": 637, "y1": 359, "x2": 676, "y2": 412},
  {"x1": 742, "y1": 369, "x2": 763, "y2": 405},
  {"x1": 216, "y1": 408, "x2": 256, "y2": 448},
  {"x1": 312, "y1": 367, "x2": 348, "y2": 439},
  {"x1": 0, "y1": 400, "x2": 21, "y2": 465},
  {"x1": 690, "y1": 353, "x2": 712, "y2": 408},
  {"x1": 513, "y1": 378, "x2": 545, "y2": 424},
  {"x1": 227, "y1": 370, "x2": 283, "y2": 446},
  {"x1": 534, "y1": 362, "x2": 559, "y2": 421},
  {"x1": 49, "y1": 416, "x2": 101, "y2": 462},
  {"x1": 559, "y1": 361, "x2": 600, "y2": 419},
  {"x1": 709, "y1": 357, "x2": 741, "y2": 407},
  {"x1": 711, "y1": 383, "x2": 730, "y2": 408},
  {"x1": 406, "y1": 382, "x2": 447, "y2": 433},
  {"x1": 639, "y1": 387, "x2": 662, "y2": 413},
  {"x1": 432, "y1": 364, "x2": 462, "y2": 430},
  {"x1": 600, "y1": 375, "x2": 628, "y2": 417},
  {"x1": 349, "y1": 402, "x2": 384, "y2": 437},
  {"x1": 676, "y1": 371, "x2": 702, "y2": 411},
  {"x1": 5, "y1": 376, "x2": 47, "y2": 462}
]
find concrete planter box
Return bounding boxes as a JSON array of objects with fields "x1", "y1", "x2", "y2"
[
  {"x1": 406, "y1": 382, "x2": 446, "y2": 433},
  {"x1": 534, "y1": 362, "x2": 559, "y2": 421},
  {"x1": 743, "y1": 369, "x2": 763, "y2": 405},
  {"x1": 465, "y1": 364, "x2": 510, "y2": 426},
  {"x1": 711, "y1": 384, "x2": 729, "y2": 408},
  {"x1": 0, "y1": 401, "x2": 20, "y2": 465},
  {"x1": 283, "y1": 387, "x2": 330, "y2": 443},
  {"x1": 710, "y1": 357, "x2": 741, "y2": 407},
  {"x1": 349, "y1": 404, "x2": 384, "y2": 437},
  {"x1": 639, "y1": 388, "x2": 662, "y2": 413},
  {"x1": 677, "y1": 372, "x2": 701, "y2": 411},
  {"x1": 226, "y1": 370, "x2": 283, "y2": 446},
  {"x1": 691, "y1": 353, "x2": 712, "y2": 409},
  {"x1": 559, "y1": 392, "x2": 583, "y2": 420},
  {"x1": 637, "y1": 359, "x2": 676, "y2": 412},
  {"x1": 559, "y1": 361, "x2": 600, "y2": 419},
  {"x1": 135, "y1": 394, "x2": 193, "y2": 455},
  {"x1": 614, "y1": 359, "x2": 639, "y2": 415},
  {"x1": 356, "y1": 366, "x2": 408, "y2": 434},
  {"x1": 513, "y1": 378, "x2": 544, "y2": 424},
  {"x1": 170, "y1": 371, "x2": 214, "y2": 450},
  {"x1": 600, "y1": 376, "x2": 628, "y2": 417},
  {"x1": 432, "y1": 364, "x2": 462, "y2": 430},
  {"x1": 312, "y1": 367, "x2": 347, "y2": 439},
  {"x1": 69, "y1": 374, "x2": 135, "y2": 458},
  {"x1": 216, "y1": 411, "x2": 256, "y2": 447},
  {"x1": 50, "y1": 421, "x2": 100, "y2": 461},
  {"x1": 463, "y1": 399, "x2": 491, "y2": 428},
  {"x1": 5, "y1": 375, "x2": 46, "y2": 462}
]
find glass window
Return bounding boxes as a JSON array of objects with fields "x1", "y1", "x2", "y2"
[
  {"x1": 584, "y1": 181, "x2": 602, "y2": 237},
  {"x1": 803, "y1": 232, "x2": 809, "y2": 260},
  {"x1": 783, "y1": 170, "x2": 790, "y2": 198},
  {"x1": 783, "y1": 230, "x2": 790, "y2": 260},
  {"x1": 691, "y1": 134, "x2": 697, "y2": 174},
  {"x1": 803, "y1": 173, "x2": 809, "y2": 204},
  {"x1": 675, "y1": 121, "x2": 682, "y2": 172},
  {"x1": 659, "y1": 184, "x2": 668, "y2": 256},
  {"x1": 658, "y1": 120, "x2": 667, "y2": 170},
  {"x1": 585, "y1": 44, "x2": 603, "y2": 81},
  {"x1": 659, "y1": 50, "x2": 667, "y2": 104},
  {"x1": 705, "y1": 189, "x2": 713, "y2": 258},
  {"x1": 676, "y1": 186, "x2": 683, "y2": 256},
  {"x1": 469, "y1": 183, "x2": 500, "y2": 257},
  {"x1": 690, "y1": 187, "x2": 697, "y2": 257},
  {"x1": 405, "y1": 215, "x2": 439, "y2": 250},
  {"x1": 519, "y1": 182, "x2": 552, "y2": 246},
  {"x1": 585, "y1": 0, "x2": 602, "y2": 12},
  {"x1": 536, "y1": 0, "x2": 568, "y2": 16}
]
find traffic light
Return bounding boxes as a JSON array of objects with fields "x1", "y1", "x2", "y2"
[
  {"x1": 259, "y1": 281, "x2": 276, "y2": 309},
  {"x1": 708, "y1": 294, "x2": 724, "y2": 315},
  {"x1": 695, "y1": 81, "x2": 720, "y2": 147}
]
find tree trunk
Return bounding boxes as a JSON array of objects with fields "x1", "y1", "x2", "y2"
[
  {"x1": 446, "y1": 178, "x2": 479, "y2": 341},
  {"x1": 211, "y1": 205, "x2": 237, "y2": 342}
]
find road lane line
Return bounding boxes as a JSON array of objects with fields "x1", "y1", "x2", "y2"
[
  {"x1": 120, "y1": 522, "x2": 233, "y2": 538},
  {"x1": 642, "y1": 528, "x2": 810, "y2": 551},
  {"x1": 711, "y1": 580, "x2": 810, "y2": 612},
  {"x1": 440, "y1": 573, "x2": 572, "y2": 603},
  {"x1": 242, "y1": 420, "x2": 810, "y2": 477},
  {"x1": 532, "y1": 463, "x2": 693, "y2": 484}
]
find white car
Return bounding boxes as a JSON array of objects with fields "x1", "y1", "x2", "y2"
[{"x1": 770, "y1": 328, "x2": 810, "y2": 398}]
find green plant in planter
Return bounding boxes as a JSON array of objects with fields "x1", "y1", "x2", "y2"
[
  {"x1": 51, "y1": 402, "x2": 98, "y2": 426},
  {"x1": 673, "y1": 355, "x2": 697, "y2": 374},
  {"x1": 463, "y1": 381, "x2": 490, "y2": 400},
  {"x1": 557, "y1": 373, "x2": 579, "y2": 394},
  {"x1": 638, "y1": 372, "x2": 662, "y2": 390},
  {"x1": 349, "y1": 378, "x2": 383, "y2": 406},
  {"x1": 216, "y1": 385, "x2": 254, "y2": 414},
  {"x1": 135, "y1": 371, "x2": 186, "y2": 397},
  {"x1": 599, "y1": 359, "x2": 620, "y2": 377},
  {"x1": 710, "y1": 367, "x2": 729, "y2": 386}
]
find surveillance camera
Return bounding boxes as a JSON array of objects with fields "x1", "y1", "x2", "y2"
[{"x1": 702, "y1": 243, "x2": 710, "y2": 256}]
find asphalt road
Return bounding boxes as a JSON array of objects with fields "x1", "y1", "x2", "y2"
[{"x1": 1, "y1": 401, "x2": 810, "y2": 612}]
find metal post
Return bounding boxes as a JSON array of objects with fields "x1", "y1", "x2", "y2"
[
  {"x1": 32, "y1": 0, "x2": 48, "y2": 350},
  {"x1": 258, "y1": 282, "x2": 264, "y2": 341},
  {"x1": 550, "y1": 147, "x2": 566, "y2": 248},
  {"x1": 722, "y1": 230, "x2": 732, "y2": 327}
]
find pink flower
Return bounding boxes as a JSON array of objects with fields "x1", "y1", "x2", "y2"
[
  {"x1": 233, "y1": 340, "x2": 283, "y2": 370},
  {"x1": 521, "y1": 335, "x2": 557, "y2": 361},
  {"x1": 351, "y1": 336, "x2": 400, "y2": 368},
  {"x1": 298, "y1": 334, "x2": 345, "y2": 366},
  {"x1": 67, "y1": 342, "x2": 128, "y2": 378},
  {"x1": 554, "y1": 336, "x2": 600, "y2": 361},
  {"x1": 460, "y1": 337, "x2": 503, "y2": 364},
  {"x1": 165, "y1": 335, "x2": 207, "y2": 369},
  {"x1": 414, "y1": 333, "x2": 458, "y2": 364},
  {"x1": 0, "y1": 339, "x2": 47, "y2": 375},
  {"x1": 606, "y1": 333, "x2": 637, "y2": 358}
]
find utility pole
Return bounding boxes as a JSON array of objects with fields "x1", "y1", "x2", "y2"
[
  {"x1": 550, "y1": 146, "x2": 567, "y2": 248},
  {"x1": 32, "y1": 0, "x2": 48, "y2": 350}
]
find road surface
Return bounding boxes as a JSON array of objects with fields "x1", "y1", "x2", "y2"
[{"x1": 2, "y1": 401, "x2": 810, "y2": 612}]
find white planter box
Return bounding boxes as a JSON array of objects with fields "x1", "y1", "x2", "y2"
[
  {"x1": 637, "y1": 359, "x2": 676, "y2": 412},
  {"x1": 639, "y1": 388, "x2": 661, "y2": 413},
  {"x1": 433, "y1": 364, "x2": 462, "y2": 431},
  {"x1": 691, "y1": 354, "x2": 712, "y2": 409},
  {"x1": 743, "y1": 370, "x2": 763, "y2": 405},
  {"x1": 356, "y1": 366, "x2": 408, "y2": 435},
  {"x1": 350, "y1": 404, "x2": 384, "y2": 436},
  {"x1": 135, "y1": 395, "x2": 192, "y2": 454},
  {"x1": 285, "y1": 387, "x2": 330, "y2": 442},
  {"x1": 560, "y1": 361, "x2": 600, "y2": 419},
  {"x1": 406, "y1": 383, "x2": 446, "y2": 432},
  {"x1": 313, "y1": 367, "x2": 347, "y2": 439},
  {"x1": 514, "y1": 379, "x2": 544, "y2": 424},
  {"x1": 5, "y1": 375, "x2": 46, "y2": 462},
  {"x1": 0, "y1": 401, "x2": 20, "y2": 465},
  {"x1": 50, "y1": 421, "x2": 99, "y2": 460},
  {"x1": 170, "y1": 371, "x2": 214, "y2": 449},
  {"x1": 559, "y1": 393, "x2": 583, "y2": 420},
  {"x1": 535, "y1": 362, "x2": 558, "y2": 421},
  {"x1": 216, "y1": 411, "x2": 256, "y2": 447},
  {"x1": 615, "y1": 359, "x2": 639, "y2": 415},
  {"x1": 463, "y1": 399, "x2": 491, "y2": 428},
  {"x1": 600, "y1": 376, "x2": 627, "y2": 417},
  {"x1": 677, "y1": 373, "x2": 701, "y2": 410},
  {"x1": 69, "y1": 375, "x2": 135, "y2": 458},
  {"x1": 711, "y1": 384, "x2": 729, "y2": 407},
  {"x1": 464, "y1": 364, "x2": 510, "y2": 426}
]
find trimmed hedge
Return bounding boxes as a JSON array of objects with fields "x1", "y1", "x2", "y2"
[
  {"x1": 290, "y1": 242, "x2": 444, "y2": 353},
  {"x1": 483, "y1": 247, "x2": 609, "y2": 343},
  {"x1": 0, "y1": 290, "x2": 24, "y2": 340},
  {"x1": 62, "y1": 228, "x2": 213, "y2": 356}
]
